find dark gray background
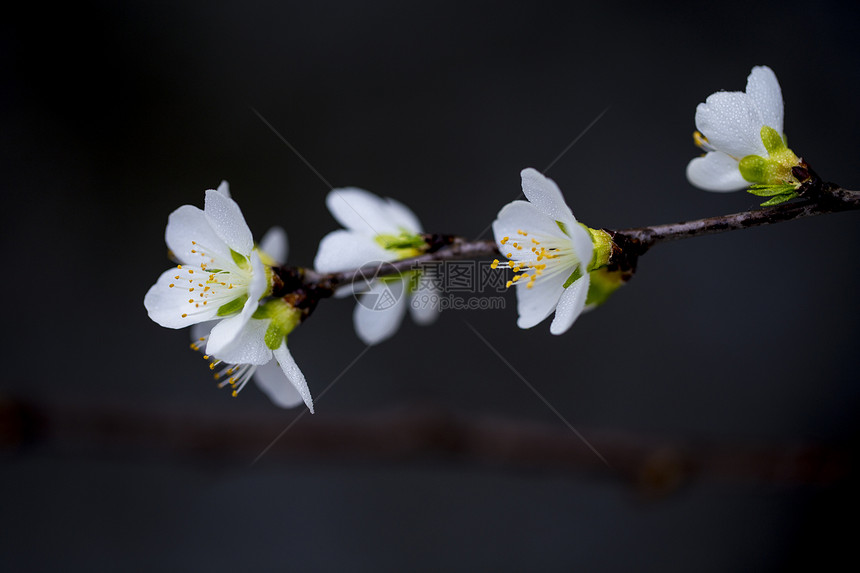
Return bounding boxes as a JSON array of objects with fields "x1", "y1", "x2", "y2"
[{"x1": 3, "y1": 0, "x2": 859, "y2": 570}]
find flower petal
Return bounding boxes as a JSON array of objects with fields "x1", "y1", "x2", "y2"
[
  {"x1": 695, "y1": 92, "x2": 766, "y2": 159},
  {"x1": 745, "y1": 65, "x2": 783, "y2": 135},
  {"x1": 273, "y1": 343, "x2": 314, "y2": 413},
  {"x1": 326, "y1": 188, "x2": 393, "y2": 235},
  {"x1": 165, "y1": 205, "x2": 232, "y2": 265},
  {"x1": 253, "y1": 359, "x2": 304, "y2": 409},
  {"x1": 568, "y1": 222, "x2": 593, "y2": 271},
  {"x1": 492, "y1": 200, "x2": 567, "y2": 259},
  {"x1": 515, "y1": 270, "x2": 567, "y2": 329},
  {"x1": 208, "y1": 318, "x2": 273, "y2": 365},
  {"x1": 408, "y1": 279, "x2": 441, "y2": 326},
  {"x1": 550, "y1": 275, "x2": 589, "y2": 335},
  {"x1": 216, "y1": 180, "x2": 230, "y2": 198},
  {"x1": 384, "y1": 197, "x2": 423, "y2": 233},
  {"x1": 260, "y1": 226, "x2": 288, "y2": 265},
  {"x1": 353, "y1": 279, "x2": 408, "y2": 345},
  {"x1": 520, "y1": 168, "x2": 576, "y2": 224},
  {"x1": 314, "y1": 230, "x2": 395, "y2": 273},
  {"x1": 686, "y1": 152, "x2": 750, "y2": 192},
  {"x1": 205, "y1": 253, "x2": 266, "y2": 357},
  {"x1": 144, "y1": 268, "x2": 221, "y2": 328},
  {"x1": 204, "y1": 188, "x2": 254, "y2": 255}
]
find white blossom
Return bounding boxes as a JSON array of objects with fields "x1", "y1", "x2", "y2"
[
  {"x1": 687, "y1": 66, "x2": 800, "y2": 192},
  {"x1": 314, "y1": 188, "x2": 439, "y2": 345},
  {"x1": 492, "y1": 169, "x2": 594, "y2": 335}
]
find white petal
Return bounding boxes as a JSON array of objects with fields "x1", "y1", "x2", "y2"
[
  {"x1": 384, "y1": 197, "x2": 423, "y2": 233},
  {"x1": 568, "y1": 222, "x2": 593, "y2": 271},
  {"x1": 492, "y1": 201, "x2": 567, "y2": 255},
  {"x1": 144, "y1": 268, "x2": 220, "y2": 328},
  {"x1": 695, "y1": 92, "x2": 766, "y2": 159},
  {"x1": 204, "y1": 189, "x2": 254, "y2": 255},
  {"x1": 353, "y1": 279, "x2": 408, "y2": 345},
  {"x1": 515, "y1": 270, "x2": 567, "y2": 329},
  {"x1": 216, "y1": 180, "x2": 231, "y2": 198},
  {"x1": 253, "y1": 359, "x2": 304, "y2": 409},
  {"x1": 273, "y1": 343, "x2": 314, "y2": 413},
  {"x1": 520, "y1": 168, "x2": 576, "y2": 223},
  {"x1": 326, "y1": 188, "x2": 396, "y2": 235},
  {"x1": 205, "y1": 253, "x2": 265, "y2": 358},
  {"x1": 550, "y1": 275, "x2": 589, "y2": 335},
  {"x1": 260, "y1": 226, "x2": 288, "y2": 265},
  {"x1": 247, "y1": 251, "x2": 268, "y2": 302},
  {"x1": 208, "y1": 318, "x2": 273, "y2": 365},
  {"x1": 314, "y1": 230, "x2": 395, "y2": 273},
  {"x1": 165, "y1": 205, "x2": 232, "y2": 265},
  {"x1": 333, "y1": 282, "x2": 364, "y2": 299},
  {"x1": 745, "y1": 66, "x2": 783, "y2": 134},
  {"x1": 686, "y1": 152, "x2": 750, "y2": 192},
  {"x1": 408, "y1": 280, "x2": 441, "y2": 326}
]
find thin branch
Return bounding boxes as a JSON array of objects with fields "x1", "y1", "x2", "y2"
[
  {"x1": 3, "y1": 397, "x2": 849, "y2": 494},
  {"x1": 271, "y1": 184, "x2": 859, "y2": 305},
  {"x1": 614, "y1": 187, "x2": 860, "y2": 251}
]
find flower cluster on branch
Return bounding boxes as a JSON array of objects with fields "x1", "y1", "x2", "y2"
[{"x1": 144, "y1": 65, "x2": 856, "y2": 410}]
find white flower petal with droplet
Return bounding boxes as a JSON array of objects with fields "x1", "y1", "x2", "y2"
[
  {"x1": 687, "y1": 65, "x2": 788, "y2": 192},
  {"x1": 550, "y1": 274, "x2": 590, "y2": 335},
  {"x1": 253, "y1": 358, "x2": 304, "y2": 409},
  {"x1": 687, "y1": 151, "x2": 751, "y2": 192},
  {"x1": 204, "y1": 188, "x2": 254, "y2": 255},
  {"x1": 745, "y1": 66, "x2": 783, "y2": 135},
  {"x1": 273, "y1": 343, "x2": 314, "y2": 413}
]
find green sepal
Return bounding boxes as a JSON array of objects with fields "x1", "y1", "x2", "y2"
[
  {"x1": 760, "y1": 126, "x2": 786, "y2": 154},
  {"x1": 253, "y1": 299, "x2": 302, "y2": 350},
  {"x1": 584, "y1": 227, "x2": 613, "y2": 271},
  {"x1": 562, "y1": 267, "x2": 583, "y2": 289},
  {"x1": 758, "y1": 192, "x2": 798, "y2": 207},
  {"x1": 217, "y1": 293, "x2": 249, "y2": 316},
  {"x1": 375, "y1": 231, "x2": 426, "y2": 259},
  {"x1": 556, "y1": 220, "x2": 568, "y2": 235},
  {"x1": 584, "y1": 268, "x2": 626, "y2": 308},
  {"x1": 739, "y1": 155, "x2": 769, "y2": 183},
  {"x1": 230, "y1": 249, "x2": 251, "y2": 271},
  {"x1": 747, "y1": 184, "x2": 798, "y2": 197}
]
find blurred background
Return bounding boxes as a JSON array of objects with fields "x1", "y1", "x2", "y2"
[{"x1": 3, "y1": 0, "x2": 859, "y2": 570}]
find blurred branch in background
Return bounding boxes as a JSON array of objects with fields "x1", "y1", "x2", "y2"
[{"x1": 2, "y1": 396, "x2": 851, "y2": 498}]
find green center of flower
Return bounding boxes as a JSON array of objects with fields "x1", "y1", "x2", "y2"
[{"x1": 375, "y1": 231, "x2": 426, "y2": 259}]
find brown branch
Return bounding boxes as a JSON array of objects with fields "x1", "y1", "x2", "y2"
[
  {"x1": 269, "y1": 182, "x2": 859, "y2": 310},
  {"x1": 0, "y1": 397, "x2": 850, "y2": 496}
]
